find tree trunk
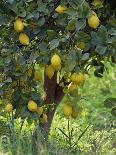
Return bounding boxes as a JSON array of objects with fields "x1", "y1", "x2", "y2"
[{"x1": 32, "y1": 71, "x2": 65, "y2": 154}]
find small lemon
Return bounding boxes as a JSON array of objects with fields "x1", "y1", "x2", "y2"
[
  {"x1": 76, "y1": 73, "x2": 86, "y2": 85},
  {"x1": 52, "y1": 64, "x2": 61, "y2": 71},
  {"x1": 40, "y1": 113, "x2": 47, "y2": 123},
  {"x1": 37, "y1": 106, "x2": 43, "y2": 116},
  {"x1": 63, "y1": 104, "x2": 72, "y2": 117},
  {"x1": 71, "y1": 109, "x2": 78, "y2": 119},
  {"x1": 68, "y1": 82, "x2": 77, "y2": 92},
  {"x1": 51, "y1": 54, "x2": 61, "y2": 67},
  {"x1": 70, "y1": 73, "x2": 78, "y2": 83},
  {"x1": 28, "y1": 100, "x2": 37, "y2": 112},
  {"x1": 55, "y1": 5, "x2": 66, "y2": 14},
  {"x1": 45, "y1": 65, "x2": 55, "y2": 79},
  {"x1": 19, "y1": 33, "x2": 29, "y2": 45},
  {"x1": 34, "y1": 72, "x2": 41, "y2": 81},
  {"x1": 88, "y1": 14, "x2": 100, "y2": 29},
  {"x1": 14, "y1": 19, "x2": 24, "y2": 32},
  {"x1": 5, "y1": 104, "x2": 13, "y2": 112},
  {"x1": 76, "y1": 42, "x2": 86, "y2": 50}
]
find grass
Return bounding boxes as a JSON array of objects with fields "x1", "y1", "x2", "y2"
[{"x1": 0, "y1": 62, "x2": 116, "y2": 155}]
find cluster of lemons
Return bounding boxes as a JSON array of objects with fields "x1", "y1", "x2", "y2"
[
  {"x1": 14, "y1": 18, "x2": 29, "y2": 45},
  {"x1": 5, "y1": 100, "x2": 47, "y2": 124},
  {"x1": 45, "y1": 54, "x2": 61, "y2": 79}
]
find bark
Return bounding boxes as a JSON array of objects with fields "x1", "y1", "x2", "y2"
[
  {"x1": 39, "y1": 71, "x2": 65, "y2": 135},
  {"x1": 32, "y1": 71, "x2": 65, "y2": 154}
]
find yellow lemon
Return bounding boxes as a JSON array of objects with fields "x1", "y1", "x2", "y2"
[
  {"x1": 88, "y1": 14, "x2": 100, "y2": 29},
  {"x1": 40, "y1": 113, "x2": 47, "y2": 123},
  {"x1": 5, "y1": 103, "x2": 13, "y2": 112},
  {"x1": 45, "y1": 65, "x2": 55, "y2": 79},
  {"x1": 70, "y1": 73, "x2": 78, "y2": 83},
  {"x1": 51, "y1": 54, "x2": 61, "y2": 67},
  {"x1": 76, "y1": 73, "x2": 86, "y2": 85},
  {"x1": 19, "y1": 33, "x2": 29, "y2": 45},
  {"x1": 52, "y1": 64, "x2": 61, "y2": 71},
  {"x1": 76, "y1": 42, "x2": 86, "y2": 50},
  {"x1": 71, "y1": 109, "x2": 78, "y2": 119},
  {"x1": 34, "y1": 72, "x2": 41, "y2": 81},
  {"x1": 14, "y1": 19, "x2": 24, "y2": 32},
  {"x1": 63, "y1": 104, "x2": 72, "y2": 117},
  {"x1": 37, "y1": 106, "x2": 43, "y2": 116},
  {"x1": 68, "y1": 82, "x2": 77, "y2": 92},
  {"x1": 28, "y1": 100, "x2": 37, "y2": 112},
  {"x1": 55, "y1": 5, "x2": 66, "y2": 14}
]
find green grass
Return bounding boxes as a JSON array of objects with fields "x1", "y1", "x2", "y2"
[{"x1": 0, "y1": 63, "x2": 116, "y2": 155}]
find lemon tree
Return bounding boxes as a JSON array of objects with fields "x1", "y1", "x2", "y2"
[{"x1": 0, "y1": 0, "x2": 116, "y2": 135}]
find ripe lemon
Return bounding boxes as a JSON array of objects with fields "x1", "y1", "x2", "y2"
[
  {"x1": 14, "y1": 19, "x2": 24, "y2": 32},
  {"x1": 88, "y1": 14, "x2": 100, "y2": 29},
  {"x1": 71, "y1": 73, "x2": 85, "y2": 85},
  {"x1": 45, "y1": 65, "x2": 55, "y2": 79},
  {"x1": 34, "y1": 72, "x2": 41, "y2": 81},
  {"x1": 71, "y1": 109, "x2": 78, "y2": 119},
  {"x1": 37, "y1": 106, "x2": 43, "y2": 116},
  {"x1": 70, "y1": 73, "x2": 78, "y2": 83},
  {"x1": 63, "y1": 104, "x2": 72, "y2": 117},
  {"x1": 55, "y1": 5, "x2": 66, "y2": 14},
  {"x1": 28, "y1": 100, "x2": 37, "y2": 112},
  {"x1": 76, "y1": 42, "x2": 86, "y2": 50},
  {"x1": 5, "y1": 103, "x2": 13, "y2": 112},
  {"x1": 40, "y1": 113, "x2": 47, "y2": 123},
  {"x1": 19, "y1": 33, "x2": 29, "y2": 45},
  {"x1": 51, "y1": 54, "x2": 61, "y2": 67},
  {"x1": 52, "y1": 64, "x2": 61, "y2": 71},
  {"x1": 68, "y1": 82, "x2": 77, "y2": 92},
  {"x1": 76, "y1": 73, "x2": 86, "y2": 85}
]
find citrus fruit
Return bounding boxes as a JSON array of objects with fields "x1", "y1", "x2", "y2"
[
  {"x1": 68, "y1": 82, "x2": 77, "y2": 92},
  {"x1": 14, "y1": 19, "x2": 24, "y2": 32},
  {"x1": 51, "y1": 54, "x2": 61, "y2": 67},
  {"x1": 45, "y1": 65, "x2": 55, "y2": 79},
  {"x1": 37, "y1": 106, "x2": 43, "y2": 116},
  {"x1": 76, "y1": 42, "x2": 86, "y2": 50},
  {"x1": 55, "y1": 5, "x2": 66, "y2": 14},
  {"x1": 88, "y1": 13, "x2": 100, "y2": 29},
  {"x1": 5, "y1": 103, "x2": 13, "y2": 112},
  {"x1": 19, "y1": 33, "x2": 29, "y2": 45},
  {"x1": 63, "y1": 104, "x2": 72, "y2": 117},
  {"x1": 28, "y1": 100, "x2": 37, "y2": 112},
  {"x1": 40, "y1": 113, "x2": 47, "y2": 123}
]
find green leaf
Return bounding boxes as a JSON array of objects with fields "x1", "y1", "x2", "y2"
[
  {"x1": 50, "y1": 39, "x2": 59, "y2": 50},
  {"x1": 95, "y1": 45, "x2": 107, "y2": 55}
]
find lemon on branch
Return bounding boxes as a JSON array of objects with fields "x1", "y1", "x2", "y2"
[
  {"x1": 40, "y1": 113, "x2": 47, "y2": 123},
  {"x1": 68, "y1": 82, "x2": 77, "y2": 92},
  {"x1": 55, "y1": 5, "x2": 66, "y2": 14},
  {"x1": 14, "y1": 19, "x2": 24, "y2": 32},
  {"x1": 5, "y1": 103, "x2": 13, "y2": 112},
  {"x1": 37, "y1": 106, "x2": 43, "y2": 116},
  {"x1": 76, "y1": 42, "x2": 86, "y2": 50},
  {"x1": 71, "y1": 73, "x2": 85, "y2": 85},
  {"x1": 63, "y1": 104, "x2": 72, "y2": 117},
  {"x1": 51, "y1": 54, "x2": 61, "y2": 68},
  {"x1": 19, "y1": 33, "x2": 29, "y2": 45},
  {"x1": 28, "y1": 100, "x2": 37, "y2": 112},
  {"x1": 52, "y1": 64, "x2": 61, "y2": 71},
  {"x1": 71, "y1": 109, "x2": 78, "y2": 119},
  {"x1": 45, "y1": 65, "x2": 55, "y2": 79},
  {"x1": 88, "y1": 12, "x2": 100, "y2": 29}
]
